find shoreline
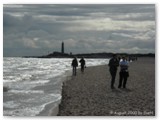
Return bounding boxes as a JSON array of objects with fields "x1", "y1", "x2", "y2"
[
  {"x1": 36, "y1": 69, "x2": 73, "y2": 116},
  {"x1": 56, "y1": 57, "x2": 155, "y2": 116}
]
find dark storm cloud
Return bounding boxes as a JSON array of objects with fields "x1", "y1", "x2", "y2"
[{"x1": 3, "y1": 4, "x2": 155, "y2": 57}]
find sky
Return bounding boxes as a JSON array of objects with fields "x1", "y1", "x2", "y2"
[{"x1": 3, "y1": 4, "x2": 155, "y2": 57}]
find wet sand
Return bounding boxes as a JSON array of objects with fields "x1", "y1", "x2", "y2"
[{"x1": 56, "y1": 57, "x2": 155, "y2": 116}]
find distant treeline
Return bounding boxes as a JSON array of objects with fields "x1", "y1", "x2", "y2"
[{"x1": 23, "y1": 51, "x2": 155, "y2": 58}]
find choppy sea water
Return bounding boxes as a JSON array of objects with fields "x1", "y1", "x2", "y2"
[{"x1": 3, "y1": 57, "x2": 109, "y2": 116}]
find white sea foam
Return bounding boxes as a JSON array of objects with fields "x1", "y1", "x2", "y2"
[
  {"x1": 9, "y1": 90, "x2": 44, "y2": 94},
  {"x1": 3, "y1": 57, "x2": 109, "y2": 116},
  {"x1": 3, "y1": 101, "x2": 20, "y2": 109}
]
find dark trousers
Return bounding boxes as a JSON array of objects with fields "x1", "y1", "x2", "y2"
[
  {"x1": 81, "y1": 65, "x2": 85, "y2": 73},
  {"x1": 118, "y1": 71, "x2": 128, "y2": 88},
  {"x1": 72, "y1": 67, "x2": 77, "y2": 76},
  {"x1": 109, "y1": 70, "x2": 117, "y2": 88}
]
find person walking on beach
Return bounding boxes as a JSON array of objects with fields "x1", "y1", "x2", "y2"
[
  {"x1": 71, "y1": 57, "x2": 78, "y2": 76},
  {"x1": 108, "y1": 54, "x2": 119, "y2": 89},
  {"x1": 79, "y1": 57, "x2": 86, "y2": 73},
  {"x1": 118, "y1": 56, "x2": 129, "y2": 88}
]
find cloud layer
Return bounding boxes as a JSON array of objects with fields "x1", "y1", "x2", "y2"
[{"x1": 3, "y1": 4, "x2": 155, "y2": 57}]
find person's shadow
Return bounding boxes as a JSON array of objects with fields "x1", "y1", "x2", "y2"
[
  {"x1": 111, "y1": 88, "x2": 133, "y2": 93},
  {"x1": 111, "y1": 88, "x2": 122, "y2": 93},
  {"x1": 120, "y1": 88, "x2": 132, "y2": 92}
]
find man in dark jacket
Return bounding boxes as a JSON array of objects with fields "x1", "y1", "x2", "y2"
[
  {"x1": 108, "y1": 54, "x2": 119, "y2": 89},
  {"x1": 72, "y1": 57, "x2": 78, "y2": 76},
  {"x1": 79, "y1": 57, "x2": 86, "y2": 73}
]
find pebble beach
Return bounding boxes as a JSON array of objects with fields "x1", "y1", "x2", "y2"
[{"x1": 56, "y1": 57, "x2": 155, "y2": 116}]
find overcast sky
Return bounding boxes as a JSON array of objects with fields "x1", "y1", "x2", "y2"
[{"x1": 3, "y1": 4, "x2": 155, "y2": 57}]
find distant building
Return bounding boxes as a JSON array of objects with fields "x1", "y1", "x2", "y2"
[{"x1": 61, "y1": 42, "x2": 64, "y2": 54}]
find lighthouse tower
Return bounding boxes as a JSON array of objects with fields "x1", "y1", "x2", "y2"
[{"x1": 61, "y1": 42, "x2": 64, "y2": 54}]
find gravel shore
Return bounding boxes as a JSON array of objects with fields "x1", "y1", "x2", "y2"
[{"x1": 57, "y1": 57, "x2": 155, "y2": 116}]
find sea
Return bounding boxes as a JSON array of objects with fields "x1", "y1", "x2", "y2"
[{"x1": 3, "y1": 57, "x2": 109, "y2": 116}]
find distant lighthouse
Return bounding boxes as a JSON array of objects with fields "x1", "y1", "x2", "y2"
[{"x1": 61, "y1": 42, "x2": 64, "y2": 54}]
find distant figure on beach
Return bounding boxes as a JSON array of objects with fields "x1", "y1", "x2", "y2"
[
  {"x1": 79, "y1": 57, "x2": 86, "y2": 73},
  {"x1": 108, "y1": 54, "x2": 119, "y2": 89},
  {"x1": 118, "y1": 56, "x2": 129, "y2": 88},
  {"x1": 71, "y1": 57, "x2": 78, "y2": 76}
]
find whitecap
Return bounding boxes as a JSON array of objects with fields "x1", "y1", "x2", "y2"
[
  {"x1": 9, "y1": 90, "x2": 44, "y2": 94},
  {"x1": 3, "y1": 101, "x2": 20, "y2": 109}
]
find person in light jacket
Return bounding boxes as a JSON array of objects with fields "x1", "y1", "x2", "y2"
[{"x1": 118, "y1": 56, "x2": 129, "y2": 88}]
